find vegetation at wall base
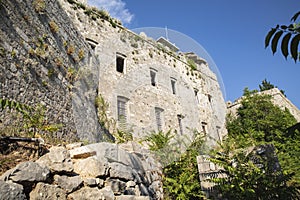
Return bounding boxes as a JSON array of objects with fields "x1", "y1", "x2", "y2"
[{"x1": 211, "y1": 87, "x2": 300, "y2": 199}]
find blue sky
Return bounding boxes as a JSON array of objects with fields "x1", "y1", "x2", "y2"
[{"x1": 88, "y1": 0, "x2": 300, "y2": 109}]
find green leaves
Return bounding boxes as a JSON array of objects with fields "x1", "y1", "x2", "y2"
[
  {"x1": 271, "y1": 30, "x2": 283, "y2": 54},
  {"x1": 281, "y1": 33, "x2": 292, "y2": 59},
  {"x1": 0, "y1": 98, "x2": 31, "y2": 115},
  {"x1": 290, "y1": 34, "x2": 300, "y2": 62},
  {"x1": 265, "y1": 11, "x2": 300, "y2": 62}
]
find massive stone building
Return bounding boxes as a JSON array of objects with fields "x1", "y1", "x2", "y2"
[
  {"x1": 227, "y1": 88, "x2": 300, "y2": 122},
  {"x1": 60, "y1": 0, "x2": 227, "y2": 145},
  {"x1": 0, "y1": 0, "x2": 226, "y2": 145}
]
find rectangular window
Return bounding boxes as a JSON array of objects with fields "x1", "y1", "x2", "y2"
[
  {"x1": 155, "y1": 107, "x2": 164, "y2": 131},
  {"x1": 150, "y1": 68, "x2": 157, "y2": 86},
  {"x1": 171, "y1": 78, "x2": 176, "y2": 94},
  {"x1": 116, "y1": 53, "x2": 126, "y2": 73},
  {"x1": 201, "y1": 122, "x2": 207, "y2": 135},
  {"x1": 117, "y1": 96, "x2": 128, "y2": 130},
  {"x1": 177, "y1": 114, "x2": 184, "y2": 135},
  {"x1": 194, "y1": 88, "x2": 199, "y2": 104},
  {"x1": 208, "y1": 94, "x2": 212, "y2": 104}
]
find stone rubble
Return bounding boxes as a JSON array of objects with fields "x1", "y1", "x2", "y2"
[{"x1": 0, "y1": 142, "x2": 163, "y2": 200}]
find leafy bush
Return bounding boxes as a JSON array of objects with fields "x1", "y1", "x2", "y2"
[
  {"x1": 187, "y1": 59, "x2": 197, "y2": 71},
  {"x1": 33, "y1": 0, "x2": 45, "y2": 13},
  {"x1": 49, "y1": 21, "x2": 59, "y2": 33},
  {"x1": 209, "y1": 139, "x2": 300, "y2": 199}
]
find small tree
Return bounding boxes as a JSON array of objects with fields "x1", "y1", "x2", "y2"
[{"x1": 226, "y1": 89, "x2": 300, "y2": 187}]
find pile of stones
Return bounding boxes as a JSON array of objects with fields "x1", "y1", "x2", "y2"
[{"x1": 0, "y1": 142, "x2": 163, "y2": 200}]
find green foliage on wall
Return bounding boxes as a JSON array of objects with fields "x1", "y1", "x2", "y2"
[{"x1": 0, "y1": 98, "x2": 63, "y2": 143}]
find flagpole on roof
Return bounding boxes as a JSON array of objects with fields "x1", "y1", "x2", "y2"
[{"x1": 165, "y1": 26, "x2": 169, "y2": 41}]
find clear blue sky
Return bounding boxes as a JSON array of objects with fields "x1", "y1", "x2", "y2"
[{"x1": 88, "y1": 0, "x2": 300, "y2": 109}]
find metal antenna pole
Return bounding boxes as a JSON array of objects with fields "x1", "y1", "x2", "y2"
[{"x1": 165, "y1": 26, "x2": 169, "y2": 41}]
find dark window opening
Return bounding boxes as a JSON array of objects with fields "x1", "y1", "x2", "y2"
[
  {"x1": 86, "y1": 38, "x2": 98, "y2": 51},
  {"x1": 194, "y1": 89, "x2": 199, "y2": 103},
  {"x1": 201, "y1": 122, "x2": 207, "y2": 135},
  {"x1": 171, "y1": 78, "x2": 176, "y2": 94},
  {"x1": 177, "y1": 114, "x2": 184, "y2": 135},
  {"x1": 116, "y1": 53, "x2": 126, "y2": 73},
  {"x1": 208, "y1": 94, "x2": 212, "y2": 103},
  {"x1": 150, "y1": 69, "x2": 157, "y2": 86}
]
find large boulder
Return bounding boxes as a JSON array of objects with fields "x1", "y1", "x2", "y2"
[
  {"x1": 53, "y1": 175, "x2": 83, "y2": 193},
  {"x1": 73, "y1": 156, "x2": 109, "y2": 178},
  {"x1": 0, "y1": 180, "x2": 26, "y2": 200},
  {"x1": 36, "y1": 146, "x2": 73, "y2": 173},
  {"x1": 0, "y1": 161, "x2": 50, "y2": 183},
  {"x1": 29, "y1": 182, "x2": 66, "y2": 200},
  {"x1": 68, "y1": 186, "x2": 114, "y2": 200}
]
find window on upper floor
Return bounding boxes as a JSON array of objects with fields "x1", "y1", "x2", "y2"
[
  {"x1": 177, "y1": 114, "x2": 184, "y2": 135},
  {"x1": 85, "y1": 38, "x2": 98, "y2": 51},
  {"x1": 155, "y1": 107, "x2": 164, "y2": 131},
  {"x1": 194, "y1": 88, "x2": 199, "y2": 104},
  {"x1": 150, "y1": 68, "x2": 157, "y2": 86},
  {"x1": 117, "y1": 96, "x2": 129, "y2": 130},
  {"x1": 171, "y1": 78, "x2": 177, "y2": 94},
  {"x1": 201, "y1": 122, "x2": 207, "y2": 136},
  {"x1": 208, "y1": 94, "x2": 212, "y2": 104},
  {"x1": 116, "y1": 53, "x2": 126, "y2": 73}
]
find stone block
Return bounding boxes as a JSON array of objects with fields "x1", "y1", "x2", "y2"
[
  {"x1": 0, "y1": 180, "x2": 26, "y2": 200},
  {"x1": 30, "y1": 182, "x2": 66, "y2": 200}
]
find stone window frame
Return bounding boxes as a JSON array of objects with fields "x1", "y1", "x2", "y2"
[
  {"x1": 194, "y1": 88, "x2": 199, "y2": 104},
  {"x1": 116, "y1": 52, "x2": 127, "y2": 73},
  {"x1": 201, "y1": 122, "x2": 208, "y2": 136},
  {"x1": 170, "y1": 77, "x2": 177, "y2": 95},
  {"x1": 117, "y1": 96, "x2": 129, "y2": 130},
  {"x1": 155, "y1": 107, "x2": 164, "y2": 131},
  {"x1": 177, "y1": 114, "x2": 184, "y2": 135},
  {"x1": 150, "y1": 68, "x2": 158, "y2": 87},
  {"x1": 85, "y1": 38, "x2": 98, "y2": 51}
]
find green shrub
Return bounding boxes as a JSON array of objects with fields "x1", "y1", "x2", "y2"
[
  {"x1": 33, "y1": 0, "x2": 45, "y2": 13},
  {"x1": 187, "y1": 59, "x2": 197, "y2": 71},
  {"x1": 49, "y1": 21, "x2": 59, "y2": 33}
]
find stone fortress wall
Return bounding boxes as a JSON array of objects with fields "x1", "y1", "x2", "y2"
[
  {"x1": 0, "y1": 0, "x2": 227, "y2": 144},
  {"x1": 227, "y1": 88, "x2": 300, "y2": 122},
  {"x1": 59, "y1": 0, "x2": 227, "y2": 145},
  {"x1": 0, "y1": 0, "x2": 101, "y2": 142}
]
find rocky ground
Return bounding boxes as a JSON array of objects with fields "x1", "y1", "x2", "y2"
[{"x1": 0, "y1": 140, "x2": 163, "y2": 200}]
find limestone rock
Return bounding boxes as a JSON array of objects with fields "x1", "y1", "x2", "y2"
[
  {"x1": 66, "y1": 142, "x2": 83, "y2": 150},
  {"x1": 0, "y1": 180, "x2": 26, "y2": 200},
  {"x1": 109, "y1": 162, "x2": 135, "y2": 181},
  {"x1": 0, "y1": 161, "x2": 50, "y2": 183},
  {"x1": 37, "y1": 146, "x2": 73, "y2": 173},
  {"x1": 68, "y1": 186, "x2": 114, "y2": 200},
  {"x1": 29, "y1": 182, "x2": 66, "y2": 200},
  {"x1": 106, "y1": 178, "x2": 126, "y2": 195},
  {"x1": 115, "y1": 195, "x2": 150, "y2": 200},
  {"x1": 73, "y1": 156, "x2": 108, "y2": 178},
  {"x1": 53, "y1": 175, "x2": 83, "y2": 193}
]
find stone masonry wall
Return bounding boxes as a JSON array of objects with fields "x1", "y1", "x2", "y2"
[
  {"x1": 0, "y1": 0, "x2": 101, "y2": 142},
  {"x1": 227, "y1": 88, "x2": 300, "y2": 122}
]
